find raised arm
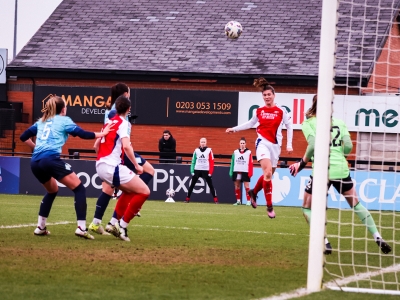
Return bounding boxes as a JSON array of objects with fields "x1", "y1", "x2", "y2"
[{"x1": 226, "y1": 114, "x2": 258, "y2": 133}]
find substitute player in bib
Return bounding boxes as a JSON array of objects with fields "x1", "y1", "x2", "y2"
[
  {"x1": 96, "y1": 96, "x2": 150, "y2": 242},
  {"x1": 289, "y1": 95, "x2": 391, "y2": 254},
  {"x1": 226, "y1": 78, "x2": 293, "y2": 218},
  {"x1": 230, "y1": 137, "x2": 253, "y2": 205},
  {"x1": 89, "y1": 83, "x2": 154, "y2": 235},
  {"x1": 20, "y1": 96, "x2": 113, "y2": 239},
  {"x1": 185, "y1": 137, "x2": 218, "y2": 204}
]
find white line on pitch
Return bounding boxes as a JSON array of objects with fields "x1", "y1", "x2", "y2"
[
  {"x1": 259, "y1": 288, "x2": 309, "y2": 300},
  {"x1": 0, "y1": 222, "x2": 307, "y2": 236},
  {"x1": 148, "y1": 209, "x2": 302, "y2": 218},
  {"x1": 130, "y1": 224, "x2": 306, "y2": 236},
  {"x1": 260, "y1": 263, "x2": 400, "y2": 300},
  {"x1": 0, "y1": 221, "x2": 73, "y2": 229}
]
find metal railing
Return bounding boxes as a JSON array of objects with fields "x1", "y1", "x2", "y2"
[{"x1": 1, "y1": 148, "x2": 399, "y2": 172}]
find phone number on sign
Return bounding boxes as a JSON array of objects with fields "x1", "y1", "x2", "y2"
[{"x1": 175, "y1": 101, "x2": 232, "y2": 111}]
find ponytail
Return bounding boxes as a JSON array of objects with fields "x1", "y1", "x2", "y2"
[
  {"x1": 106, "y1": 83, "x2": 129, "y2": 110},
  {"x1": 253, "y1": 77, "x2": 275, "y2": 94},
  {"x1": 305, "y1": 95, "x2": 318, "y2": 119},
  {"x1": 41, "y1": 96, "x2": 65, "y2": 122}
]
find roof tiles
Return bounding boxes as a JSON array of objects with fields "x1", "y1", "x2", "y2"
[{"x1": 8, "y1": 0, "x2": 400, "y2": 79}]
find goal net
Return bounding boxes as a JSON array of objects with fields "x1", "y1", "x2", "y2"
[{"x1": 309, "y1": 0, "x2": 400, "y2": 295}]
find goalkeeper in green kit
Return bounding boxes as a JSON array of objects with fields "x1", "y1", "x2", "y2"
[{"x1": 289, "y1": 95, "x2": 391, "y2": 255}]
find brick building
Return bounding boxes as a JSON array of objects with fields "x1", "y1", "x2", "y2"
[{"x1": 3, "y1": 0, "x2": 400, "y2": 162}]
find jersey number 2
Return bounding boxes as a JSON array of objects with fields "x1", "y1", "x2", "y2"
[{"x1": 330, "y1": 126, "x2": 341, "y2": 147}]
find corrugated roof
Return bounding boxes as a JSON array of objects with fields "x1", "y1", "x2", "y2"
[{"x1": 7, "y1": 0, "x2": 400, "y2": 80}]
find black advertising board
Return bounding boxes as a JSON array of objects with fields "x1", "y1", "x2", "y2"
[
  {"x1": 34, "y1": 86, "x2": 110, "y2": 123},
  {"x1": 19, "y1": 158, "x2": 235, "y2": 203},
  {"x1": 132, "y1": 89, "x2": 238, "y2": 127},
  {"x1": 33, "y1": 86, "x2": 238, "y2": 127}
]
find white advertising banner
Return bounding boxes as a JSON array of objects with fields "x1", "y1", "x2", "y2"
[
  {"x1": 0, "y1": 49, "x2": 7, "y2": 84},
  {"x1": 238, "y1": 92, "x2": 400, "y2": 133}
]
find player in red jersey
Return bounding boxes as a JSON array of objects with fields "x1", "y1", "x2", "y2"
[
  {"x1": 96, "y1": 96, "x2": 150, "y2": 242},
  {"x1": 226, "y1": 78, "x2": 293, "y2": 218}
]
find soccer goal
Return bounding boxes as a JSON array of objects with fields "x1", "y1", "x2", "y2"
[{"x1": 308, "y1": 0, "x2": 400, "y2": 295}]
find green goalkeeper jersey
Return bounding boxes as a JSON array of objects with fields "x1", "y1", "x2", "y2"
[{"x1": 301, "y1": 116, "x2": 351, "y2": 179}]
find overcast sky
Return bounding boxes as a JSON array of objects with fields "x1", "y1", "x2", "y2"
[{"x1": 0, "y1": 0, "x2": 63, "y2": 63}]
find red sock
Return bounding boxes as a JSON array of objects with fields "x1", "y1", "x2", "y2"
[
  {"x1": 114, "y1": 192, "x2": 132, "y2": 219},
  {"x1": 123, "y1": 193, "x2": 148, "y2": 223},
  {"x1": 245, "y1": 187, "x2": 250, "y2": 201},
  {"x1": 263, "y1": 180, "x2": 273, "y2": 207},
  {"x1": 253, "y1": 175, "x2": 264, "y2": 194},
  {"x1": 235, "y1": 188, "x2": 241, "y2": 201}
]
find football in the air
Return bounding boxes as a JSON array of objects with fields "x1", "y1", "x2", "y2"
[
  {"x1": 166, "y1": 188, "x2": 175, "y2": 197},
  {"x1": 224, "y1": 21, "x2": 243, "y2": 39}
]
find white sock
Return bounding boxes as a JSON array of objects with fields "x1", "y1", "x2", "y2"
[
  {"x1": 110, "y1": 217, "x2": 118, "y2": 226},
  {"x1": 38, "y1": 216, "x2": 46, "y2": 229},
  {"x1": 324, "y1": 237, "x2": 329, "y2": 244},
  {"x1": 77, "y1": 220, "x2": 86, "y2": 231},
  {"x1": 92, "y1": 218, "x2": 102, "y2": 225},
  {"x1": 119, "y1": 218, "x2": 129, "y2": 228},
  {"x1": 373, "y1": 232, "x2": 382, "y2": 242}
]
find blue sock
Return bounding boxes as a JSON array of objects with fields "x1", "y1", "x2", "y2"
[
  {"x1": 94, "y1": 192, "x2": 112, "y2": 220},
  {"x1": 39, "y1": 191, "x2": 58, "y2": 217},
  {"x1": 139, "y1": 173, "x2": 153, "y2": 186},
  {"x1": 112, "y1": 210, "x2": 118, "y2": 219},
  {"x1": 73, "y1": 183, "x2": 87, "y2": 221}
]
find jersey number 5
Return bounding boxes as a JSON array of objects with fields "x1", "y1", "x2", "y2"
[{"x1": 41, "y1": 122, "x2": 53, "y2": 140}]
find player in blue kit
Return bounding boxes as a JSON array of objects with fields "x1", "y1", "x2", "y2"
[{"x1": 20, "y1": 95, "x2": 112, "y2": 239}]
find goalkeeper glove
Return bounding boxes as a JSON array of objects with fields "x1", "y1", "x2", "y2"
[{"x1": 289, "y1": 159, "x2": 307, "y2": 176}]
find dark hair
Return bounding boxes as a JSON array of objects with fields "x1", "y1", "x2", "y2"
[
  {"x1": 253, "y1": 77, "x2": 275, "y2": 94},
  {"x1": 41, "y1": 95, "x2": 65, "y2": 121},
  {"x1": 115, "y1": 96, "x2": 131, "y2": 114},
  {"x1": 163, "y1": 130, "x2": 171, "y2": 135},
  {"x1": 305, "y1": 95, "x2": 317, "y2": 119},
  {"x1": 240, "y1": 137, "x2": 246, "y2": 142},
  {"x1": 106, "y1": 83, "x2": 129, "y2": 110}
]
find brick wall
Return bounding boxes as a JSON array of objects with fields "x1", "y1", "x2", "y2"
[
  {"x1": 364, "y1": 23, "x2": 400, "y2": 94},
  {"x1": 7, "y1": 78, "x2": 357, "y2": 160}
]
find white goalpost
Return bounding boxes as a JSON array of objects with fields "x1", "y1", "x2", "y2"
[
  {"x1": 306, "y1": 0, "x2": 338, "y2": 293},
  {"x1": 308, "y1": 0, "x2": 400, "y2": 296}
]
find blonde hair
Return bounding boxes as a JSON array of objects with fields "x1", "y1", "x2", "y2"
[
  {"x1": 253, "y1": 77, "x2": 275, "y2": 94},
  {"x1": 41, "y1": 96, "x2": 65, "y2": 122},
  {"x1": 305, "y1": 95, "x2": 317, "y2": 119}
]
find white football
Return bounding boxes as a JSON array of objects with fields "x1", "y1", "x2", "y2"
[
  {"x1": 166, "y1": 188, "x2": 175, "y2": 197},
  {"x1": 224, "y1": 21, "x2": 243, "y2": 39}
]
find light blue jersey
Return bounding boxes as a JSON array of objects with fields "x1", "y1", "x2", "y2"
[
  {"x1": 105, "y1": 104, "x2": 131, "y2": 135},
  {"x1": 104, "y1": 109, "x2": 112, "y2": 124},
  {"x1": 32, "y1": 115, "x2": 78, "y2": 161}
]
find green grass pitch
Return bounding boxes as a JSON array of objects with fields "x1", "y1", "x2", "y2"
[{"x1": 0, "y1": 194, "x2": 398, "y2": 300}]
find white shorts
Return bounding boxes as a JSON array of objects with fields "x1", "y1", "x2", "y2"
[
  {"x1": 96, "y1": 162, "x2": 135, "y2": 187},
  {"x1": 255, "y1": 138, "x2": 281, "y2": 167}
]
